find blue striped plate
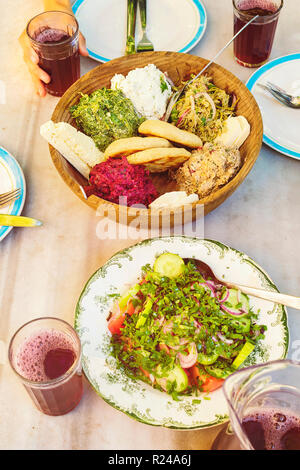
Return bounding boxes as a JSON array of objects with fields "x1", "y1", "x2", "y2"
[
  {"x1": 0, "y1": 146, "x2": 26, "y2": 241},
  {"x1": 246, "y1": 53, "x2": 300, "y2": 160},
  {"x1": 73, "y1": 0, "x2": 207, "y2": 63}
]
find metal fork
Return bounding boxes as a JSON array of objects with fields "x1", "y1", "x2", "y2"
[
  {"x1": 163, "y1": 14, "x2": 259, "y2": 121},
  {"x1": 257, "y1": 81, "x2": 300, "y2": 109},
  {"x1": 0, "y1": 188, "x2": 21, "y2": 208},
  {"x1": 136, "y1": 0, "x2": 154, "y2": 52}
]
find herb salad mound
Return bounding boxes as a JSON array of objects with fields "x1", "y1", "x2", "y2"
[
  {"x1": 107, "y1": 253, "x2": 267, "y2": 399},
  {"x1": 70, "y1": 88, "x2": 144, "y2": 152}
]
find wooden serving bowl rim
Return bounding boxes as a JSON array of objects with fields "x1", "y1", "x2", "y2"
[{"x1": 49, "y1": 51, "x2": 263, "y2": 219}]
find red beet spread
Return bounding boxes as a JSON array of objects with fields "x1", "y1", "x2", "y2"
[{"x1": 85, "y1": 156, "x2": 158, "y2": 207}]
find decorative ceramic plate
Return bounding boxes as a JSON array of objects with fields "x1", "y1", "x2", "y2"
[
  {"x1": 246, "y1": 53, "x2": 300, "y2": 160},
  {"x1": 72, "y1": 0, "x2": 207, "y2": 62},
  {"x1": 0, "y1": 146, "x2": 26, "y2": 242},
  {"x1": 75, "y1": 237, "x2": 288, "y2": 429}
]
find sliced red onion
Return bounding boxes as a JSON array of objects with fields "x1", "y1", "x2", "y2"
[
  {"x1": 221, "y1": 304, "x2": 244, "y2": 316},
  {"x1": 176, "y1": 108, "x2": 190, "y2": 126},
  {"x1": 163, "y1": 320, "x2": 173, "y2": 334},
  {"x1": 231, "y1": 92, "x2": 237, "y2": 108},
  {"x1": 177, "y1": 342, "x2": 197, "y2": 368},
  {"x1": 168, "y1": 338, "x2": 189, "y2": 351},
  {"x1": 211, "y1": 336, "x2": 218, "y2": 343},
  {"x1": 203, "y1": 281, "x2": 216, "y2": 297},
  {"x1": 195, "y1": 92, "x2": 216, "y2": 121},
  {"x1": 217, "y1": 332, "x2": 233, "y2": 345},
  {"x1": 219, "y1": 288, "x2": 230, "y2": 303}
]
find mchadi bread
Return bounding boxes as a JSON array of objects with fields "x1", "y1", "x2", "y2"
[
  {"x1": 138, "y1": 120, "x2": 203, "y2": 148},
  {"x1": 104, "y1": 136, "x2": 172, "y2": 159},
  {"x1": 127, "y1": 147, "x2": 191, "y2": 172}
]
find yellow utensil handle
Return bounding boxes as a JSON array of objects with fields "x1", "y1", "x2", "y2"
[{"x1": 0, "y1": 215, "x2": 43, "y2": 227}]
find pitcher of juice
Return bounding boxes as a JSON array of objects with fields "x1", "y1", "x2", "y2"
[{"x1": 212, "y1": 360, "x2": 300, "y2": 450}]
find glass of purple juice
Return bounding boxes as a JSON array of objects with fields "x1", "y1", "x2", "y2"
[
  {"x1": 212, "y1": 359, "x2": 300, "y2": 450},
  {"x1": 8, "y1": 317, "x2": 83, "y2": 416},
  {"x1": 233, "y1": 0, "x2": 283, "y2": 67},
  {"x1": 26, "y1": 11, "x2": 80, "y2": 96}
]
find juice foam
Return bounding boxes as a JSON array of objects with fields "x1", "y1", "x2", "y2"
[
  {"x1": 16, "y1": 329, "x2": 75, "y2": 382},
  {"x1": 243, "y1": 409, "x2": 300, "y2": 450}
]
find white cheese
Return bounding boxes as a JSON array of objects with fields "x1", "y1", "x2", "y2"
[
  {"x1": 111, "y1": 64, "x2": 172, "y2": 120},
  {"x1": 214, "y1": 116, "x2": 250, "y2": 149},
  {"x1": 149, "y1": 191, "x2": 199, "y2": 209}
]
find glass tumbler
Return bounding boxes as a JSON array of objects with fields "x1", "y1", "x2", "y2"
[
  {"x1": 233, "y1": 0, "x2": 283, "y2": 67},
  {"x1": 212, "y1": 360, "x2": 300, "y2": 450},
  {"x1": 26, "y1": 11, "x2": 80, "y2": 96},
  {"x1": 8, "y1": 317, "x2": 83, "y2": 416}
]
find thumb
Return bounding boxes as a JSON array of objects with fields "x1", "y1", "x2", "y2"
[{"x1": 78, "y1": 32, "x2": 89, "y2": 56}]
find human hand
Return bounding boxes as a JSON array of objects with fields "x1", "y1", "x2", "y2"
[{"x1": 19, "y1": 29, "x2": 88, "y2": 97}]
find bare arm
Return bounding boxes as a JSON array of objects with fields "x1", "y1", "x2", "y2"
[
  {"x1": 43, "y1": 0, "x2": 73, "y2": 13},
  {"x1": 19, "y1": 0, "x2": 88, "y2": 97}
]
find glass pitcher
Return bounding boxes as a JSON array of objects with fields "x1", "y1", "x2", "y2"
[{"x1": 212, "y1": 360, "x2": 300, "y2": 450}]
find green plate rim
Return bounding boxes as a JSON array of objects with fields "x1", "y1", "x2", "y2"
[{"x1": 74, "y1": 236, "x2": 289, "y2": 429}]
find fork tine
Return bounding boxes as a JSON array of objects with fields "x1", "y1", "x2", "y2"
[
  {"x1": 0, "y1": 194, "x2": 21, "y2": 208},
  {"x1": 266, "y1": 88, "x2": 291, "y2": 107},
  {"x1": 0, "y1": 188, "x2": 21, "y2": 206},
  {"x1": 0, "y1": 188, "x2": 21, "y2": 199},
  {"x1": 266, "y1": 81, "x2": 290, "y2": 98}
]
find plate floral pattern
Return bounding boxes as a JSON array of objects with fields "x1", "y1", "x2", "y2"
[{"x1": 75, "y1": 237, "x2": 289, "y2": 429}]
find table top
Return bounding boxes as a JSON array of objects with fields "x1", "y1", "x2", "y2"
[{"x1": 1, "y1": 0, "x2": 300, "y2": 450}]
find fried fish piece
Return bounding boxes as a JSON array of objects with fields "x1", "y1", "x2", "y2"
[
  {"x1": 138, "y1": 120, "x2": 202, "y2": 148},
  {"x1": 104, "y1": 136, "x2": 172, "y2": 159},
  {"x1": 127, "y1": 147, "x2": 191, "y2": 173}
]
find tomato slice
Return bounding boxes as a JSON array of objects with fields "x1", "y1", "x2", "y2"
[
  {"x1": 108, "y1": 300, "x2": 137, "y2": 335},
  {"x1": 107, "y1": 311, "x2": 126, "y2": 335},
  {"x1": 139, "y1": 366, "x2": 151, "y2": 379},
  {"x1": 191, "y1": 365, "x2": 224, "y2": 392},
  {"x1": 126, "y1": 300, "x2": 135, "y2": 316}
]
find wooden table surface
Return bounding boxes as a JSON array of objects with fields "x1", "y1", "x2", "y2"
[{"x1": 0, "y1": 0, "x2": 299, "y2": 450}]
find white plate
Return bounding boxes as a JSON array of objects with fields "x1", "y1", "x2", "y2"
[
  {"x1": 0, "y1": 146, "x2": 26, "y2": 242},
  {"x1": 75, "y1": 237, "x2": 288, "y2": 429},
  {"x1": 73, "y1": 0, "x2": 207, "y2": 62},
  {"x1": 246, "y1": 54, "x2": 300, "y2": 160}
]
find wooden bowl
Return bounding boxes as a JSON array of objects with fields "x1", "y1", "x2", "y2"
[{"x1": 50, "y1": 51, "x2": 263, "y2": 227}]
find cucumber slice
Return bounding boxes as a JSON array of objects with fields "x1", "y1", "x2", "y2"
[
  {"x1": 135, "y1": 297, "x2": 153, "y2": 329},
  {"x1": 232, "y1": 342, "x2": 255, "y2": 369},
  {"x1": 153, "y1": 253, "x2": 185, "y2": 279},
  {"x1": 231, "y1": 317, "x2": 251, "y2": 333},
  {"x1": 156, "y1": 364, "x2": 188, "y2": 393},
  {"x1": 204, "y1": 365, "x2": 232, "y2": 379},
  {"x1": 197, "y1": 352, "x2": 219, "y2": 365},
  {"x1": 118, "y1": 284, "x2": 140, "y2": 310},
  {"x1": 221, "y1": 288, "x2": 250, "y2": 317},
  {"x1": 239, "y1": 292, "x2": 250, "y2": 314}
]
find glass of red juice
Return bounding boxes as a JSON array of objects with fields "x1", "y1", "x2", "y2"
[
  {"x1": 26, "y1": 11, "x2": 80, "y2": 96},
  {"x1": 212, "y1": 359, "x2": 300, "y2": 450},
  {"x1": 233, "y1": 0, "x2": 283, "y2": 67},
  {"x1": 8, "y1": 317, "x2": 83, "y2": 416}
]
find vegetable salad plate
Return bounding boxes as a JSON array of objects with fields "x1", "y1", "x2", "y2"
[
  {"x1": 247, "y1": 53, "x2": 300, "y2": 160},
  {"x1": 72, "y1": 0, "x2": 207, "y2": 62},
  {"x1": 75, "y1": 237, "x2": 288, "y2": 429},
  {"x1": 0, "y1": 146, "x2": 26, "y2": 241}
]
